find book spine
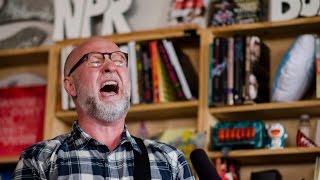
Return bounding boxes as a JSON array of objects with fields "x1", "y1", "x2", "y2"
[
  {"x1": 233, "y1": 35, "x2": 245, "y2": 105},
  {"x1": 227, "y1": 37, "x2": 234, "y2": 105},
  {"x1": 128, "y1": 41, "x2": 140, "y2": 104},
  {"x1": 158, "y1": 40, "x2": 186, "y2": 100},
  {"x1": 220, "y1": 37, "x2": 228, "y2": 105},
  {"x1": 60, "y1": 45, "x2": 74, "y2": 110},
  {"x1": 157, "y1": 41, "x2": 178, "y2": 102},
  {"x1": 316, "y1": 36, "x2": 320, "y2": 98},
  {"x1": 149, "y1": 41, "x2": 160, "y2": 103},
  {"x1": 255, "y1": 37, "x2": 270, "y2": 103},
  {"x1": 212, "y1": 37, "x2": 221, "y2": 105},
  {"x1": 245, "y1": 36, "x2": 270, "y2": 103},
  {"x1": 135, "y1": 43, "x2": 146, "y2": 103},
  {"x1": 208, "y1": 42, "x2": 214, "y2": 106},
  {"x1": 141, "y1": 43, "x2": 154, "y2": 103},
  {"x1": 162, "y1": 39, "x2": 193, "y2": 100},
  {"x1": 244, "y1": 36, "x2": 251, "y2": 103}
]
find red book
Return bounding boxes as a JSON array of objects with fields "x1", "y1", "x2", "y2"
[
  {"x1": 0, "y1": 85, "x2": 46, "y2": 157},
  {"x1": 149, "y1": 41, "x2": 160, "y2": 103}
]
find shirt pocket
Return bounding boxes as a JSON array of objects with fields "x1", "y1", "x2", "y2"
[{"x1": 150, "y1": 160, "x2": 173, "y2": 180}]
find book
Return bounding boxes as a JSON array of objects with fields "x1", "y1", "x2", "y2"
[
  {"x1": 227, "y1": 37, "x2": 234, "y2": 105},
  {"x1": 173, "y1": 41, "x2": 199, "y2": 99},
  {"x1": 244, "y1": 36, "x2": 270, "y2": 103},
  {"x1": 233, "y1": 35, "x2": 246, "y2": 105},
  {"x1": 140, "y1": 42, "x2": 154, "y2": 103},
  {"x1": 162, "y1": 39, "x2": 194, "y2": 100},
  {"x1": 212, "y1": 37, "x2": 227, "y2": 106},
  {"x1": 0, "y1": 85, "x2": 46, "y2": 157},
  {"x1": 135, "y1": 43, "x2": 145, "y2": 103},
  {"x1": 220, "y1": 37, "x2": 228, "y2": 105},
  {"x1": 316, "y1": 36, "x2": 320, "y2": 99},
  {"x1": 149, "y1": 41, "x2": 161, "y2": 103},
  {"x1": 151, "y1": 41, "x2": 175, "y2": 103},
  {"x1": 158, "y1": 40, "x2": 186, "y2": 101},
  {"x1": 159, "y1": 57, "x2": 178, "y2": 102},
  {"x1": 212, "y1": 37, "x2": 222, "y2": 105},
  {"x1": 60, "y1": 45, "x2": 75, "y2": 110},
  {"x1": 208, "y1": 42, "x2": 214, "y2": 106},
  {"x1": 128, "y1": 41, "x2": 140, "y2": 104},
  {"x1": 244, "y1": 36, "x2": 252, "y2": 103}
]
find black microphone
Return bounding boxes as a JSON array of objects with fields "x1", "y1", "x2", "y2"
[{"x1": 190, "y1": 148, "x2": 221, "y2": 180}]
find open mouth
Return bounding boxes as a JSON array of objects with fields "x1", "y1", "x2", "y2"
[{"x1": 100, "y1": 81, "x2": 119, "y2": 95}]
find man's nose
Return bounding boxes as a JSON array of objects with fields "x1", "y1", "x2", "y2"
[{"x1": 102, "y1": 57, "x2": 117, "y2": 72}]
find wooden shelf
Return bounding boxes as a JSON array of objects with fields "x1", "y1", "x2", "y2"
[
  {"x1": 209, "y1": 99, "x2": 320, "y2": 121},
  {"x1": 0, "y1": 157, "x2": 18, "y2": 164},
  {"x1": 56, "y1": 100, "x2": 199, "y2": 123},
  {"x1": 203, "y1": 16, "x2": 320, "y2": 36},
  {"x1": 56, "y1": 25, "x2": 199, "y2": 46},
  {"x1": 208, "y1": 147, "x2": 320, "y2": 165},
  {"x1": 0, "y1": 46, "x2": 50, "y2": 57},
  {"x1": 0, "y1": 46, "x2": 50, "y2": 67}
]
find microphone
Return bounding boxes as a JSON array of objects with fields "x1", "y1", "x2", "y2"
[{"x1": 190, "y1": 148, "x2": 221, "y2": 180}]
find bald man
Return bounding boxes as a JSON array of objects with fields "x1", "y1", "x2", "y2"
[{"x1": 13, "y1": 37, "x2": 195, "y2": 180}]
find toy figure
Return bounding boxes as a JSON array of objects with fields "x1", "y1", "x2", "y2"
[{"x1": 266, "y1": 123, "x2": 288, "y2": 149}]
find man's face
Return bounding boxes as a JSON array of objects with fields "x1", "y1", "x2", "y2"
[{"x1": 68, "y1": 38, "x2": 131, "y2": 122}]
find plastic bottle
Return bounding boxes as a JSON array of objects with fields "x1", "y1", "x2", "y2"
[{"x1": 298, "y1": 114, "x2": 311, "y2": 138}]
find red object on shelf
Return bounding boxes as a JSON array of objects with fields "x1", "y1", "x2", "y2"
[
  {"x1": 0, "y1": 85, "x2": 46, "y2": 157},
  {"x1": 296, "y1": 130, "x2": 317, "y2": 147}
]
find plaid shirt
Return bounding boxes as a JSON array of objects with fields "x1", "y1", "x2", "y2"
[{"x1": 13, "y1": 121, "x2": 195, "y2": 180}]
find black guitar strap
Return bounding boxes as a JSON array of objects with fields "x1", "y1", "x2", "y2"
[{"x1": 133, "y1": 136, "x2": 151, "y2": 180}]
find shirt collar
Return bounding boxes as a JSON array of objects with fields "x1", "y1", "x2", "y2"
[{"x1": 69, "y1": 121, "x2": 142, "y2": 154}]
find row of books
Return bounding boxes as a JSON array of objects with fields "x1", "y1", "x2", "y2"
[
  {"x1": 208, "y1": 35, "x2": 270, "y2": 107},
  {"x1": 60, "y1": 39, "x2": 198, "y2": 110},
  {"x1": 121, "y1": 39, "x2": 198, "y2": 105}
]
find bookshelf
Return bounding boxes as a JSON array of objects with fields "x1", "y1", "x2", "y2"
[
  {"x1": 0, "y1": 17, "x2": 320, "y2": 179},
  {"x1": 197, "y1": 16, "x2": 320, "y2": 179}
]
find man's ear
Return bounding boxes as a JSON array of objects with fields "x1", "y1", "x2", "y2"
[{"x1": 63, "y1": 77, "x2": 76, "y2": 97}]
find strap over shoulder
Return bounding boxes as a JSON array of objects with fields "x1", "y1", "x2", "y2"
[{"x1": 132, "y1": 136, "x2": 151, "y2": 180}]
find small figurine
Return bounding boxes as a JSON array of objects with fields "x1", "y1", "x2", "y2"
[{"x1": 265, "y1": 123, "x2": 288, "y2": 149}]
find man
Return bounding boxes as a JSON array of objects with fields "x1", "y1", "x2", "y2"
[{"x1": 12, "y1": 37, "x2": 195, "y2": 179}]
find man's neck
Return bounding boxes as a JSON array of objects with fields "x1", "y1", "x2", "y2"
[{"x1": 78, "y1": 117, "x2": 125, "y2": 151}]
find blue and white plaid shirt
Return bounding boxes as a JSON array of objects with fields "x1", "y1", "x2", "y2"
[{"x1": 13, "y1": 121, "x2": 195, "y2": 180}]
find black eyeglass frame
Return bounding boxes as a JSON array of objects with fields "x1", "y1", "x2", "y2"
[{"x1": 67, "y1": 51, "x2": 128, "y2": 76}]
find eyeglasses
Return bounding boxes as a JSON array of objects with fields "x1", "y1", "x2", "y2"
[{"x1": 67, "y1": 51, "x2": 128, "y2": 76}]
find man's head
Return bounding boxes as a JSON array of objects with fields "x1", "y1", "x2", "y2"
[{"x1": 63, "y1": 37, "x2": 131, "y2": 123}]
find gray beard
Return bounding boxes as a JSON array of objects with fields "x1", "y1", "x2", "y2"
[
  {"x1": 84, "y1": 94, "x2": 130, "y2": 122},
  {"x1": 73, "y1": 73, "x2": 131, "y2": 123}
]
